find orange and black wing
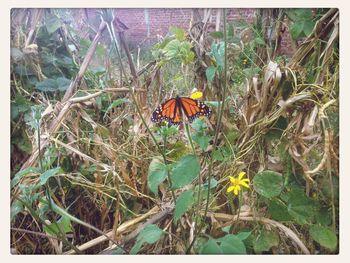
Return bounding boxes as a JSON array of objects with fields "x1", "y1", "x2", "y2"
[
  {"x1": 151, "y1": 98, "x2": 183, "y2": 125},
  {"x1": 179, "y1": 97, "x2": 212, "y2": 122}
]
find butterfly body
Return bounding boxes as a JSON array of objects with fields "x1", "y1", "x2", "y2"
[{"x1": 151, "y1": 96, "x2": 212, "y2": 125}]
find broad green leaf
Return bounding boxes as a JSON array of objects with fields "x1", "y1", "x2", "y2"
[
  {"x1": 148, "y1": 158, "x2": 168, "y2": 194},
  {"x1": 221, "y1": 226, "x2": 231, "y2": 233},
  {"x1": 56, "y1": 77, "x2": 71, "y2": 91},
  {"x1": 201, "y1": 178, "x2": 218, "y2": 190},
  {"x1": 104, "y1": 98, "x2": 129, "y2": 115},
  {"x1": 315, "y1": 207, "x2": 332, "y2": 226},
  {"x1": 200, "y1": 238, "x2": 222, "y2": 254},
  {"x1": 210, "y1": 42, "x2": 225, "y2": 70},
  {"x1": 11, "y1": 167, "x2": 41, "y2": 188},
  {"x1": 284, "y1": 187, "x2": 318, "y2": 224},
  {"x1": 130, "y1": 224, "x2": 164, "y2": 254},
  {"x1": 90, "y1": 65, "x2": 106, "y2": 75},
  {"x1": 253, "y1": 230, "x2": 280, "y2": 253},
  {"x1": 206, "y1": 66, "x2": 216, "y2": 82},
  {"x1": 268, "y1": 199, "x2": 292, "y2": 221},
  {"x1": 11, "y1": 47, "x2": 24, "y2": 62},
  {"x1": 290, "y1": 22, "x2": 304, "y2": 40},
  {"x1": 171, "y1": 154, "x2": 200, "y2": 189},
  {"x1": 219, "y1": 234, "x2": 247, "y2": 254},
  {"x1": 36, "y1": 78, "x2": 71, "y2": 92},
  {"x1": 111, "y1": 247, "x2": 125, "y2": 254},
  {"x1": 174, "y1": 190, "x2": 195, "y2": 222},
  {"x1": 255, "y1": 37, "x2": 265, "y2": 45},
  {"x1": 11, "y1": 200, "x2": 24, "y2": 221},
  {"x1": 15, "y1": 65, "x2": 34, "y2": 76},
  {"x1": 11, "y1": 129, "x2": 32, "y2": 153},
  {"x1": 193, "y1": 134, "x2": 210, "y2": 151},
  {"x1": 303, "y1": 20, "x2": 314, "y2": 36},
  {"x1": 210, "y1": 31, "x2": 224, "y2": 39},
  {"x1": 213, "y1": 149, "x2": 224, "y2": 161},
  {"x1": 170, "y1": 26, "x2": 185, "y2": 41},
  {"x1": 190, "y1": 118, "x2": 207, "y2": 131},
  {"x1": 236, "y1": 231, "x2": 252, "y2": 241},
  {"x1": 309, "y1": 225, "x2": 337, "y2": 251},
  {"x1": 39, "y1": 167, "x2": 62, "y2": 186},
  {"x1": 36, "y1": 79, "x2": 57, "y2": 92},
  {"x1": 43, "y1": 215, "x2": 72, "y2": 236},
  {"x1": 137, "y1": 224, "x2": 164, "y2": 243},
  {"x1": 130, "y1": 241, "x2": 143, "y2": 254},
  {"x1": 79, "y1": 38, "x2": 91, "y2": 57},
  {"x1": 253, "y1": 170, "x2": 284, "y2": 198},
  {"x1": 46, "y1": 15, "x2": 61, "y2": 34}
]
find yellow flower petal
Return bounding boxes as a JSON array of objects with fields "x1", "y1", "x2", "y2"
[
  {"x1": 233, "y1": 185, "x2": 241, "y2": 195},
  {"x1": 227, "y1": 185, "x2": 235, "y2": 193},
  {"x1": 190, "y1": 91, "x2": 203, "y2": 99},
  {"x1": 238, "y1": 171, "x2": 246, "y2": 181},
  {"x1": 239, "y1": 180, "x2": 250, "y2": 188},
  {"x1": 229, "y1": 176, "x2": 236, "y2": 183}
]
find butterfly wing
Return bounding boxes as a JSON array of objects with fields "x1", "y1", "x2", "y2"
[
  {"x1": 179, "y1": 97, "x2": 212, "y2": 122},
  {"x1": 151, "y1": 98, "x2": 183, "y2": 125}
]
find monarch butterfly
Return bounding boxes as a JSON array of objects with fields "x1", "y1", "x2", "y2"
[{"x1": 151, "y1": 96, "x2": 212, "y2": 125}]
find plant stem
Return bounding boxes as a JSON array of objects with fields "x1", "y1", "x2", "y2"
[
  {"x1": 186, "y1": 8, "x2": 229, "y2": 253},
  {"x1": 106, "y1": 17, "x2": 176, "y2": 205},
  {"x1": 185, "y1": 123, "x2": 195, "y2": 154}
]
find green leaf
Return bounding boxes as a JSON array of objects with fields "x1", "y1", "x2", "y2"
[
  {"x1": 253, "y1": 230, "x2": 280, "y2": 253},
  {"x1": 315, "y1": 207, "x2": 332, "y2": 226},
  {"x1": 56, "y1": 77, "x2": 71, "y2": 91},
  {"x1": 170, "y1": 26, "x2": 185, "y2": 41},
  {"x1": 236, "y1": 231, "x2": 252, "y2": 241},
  {"x1": 309, "y1": 225, "x2": 337, "y2": 251},
  {"x1": 255, "y1": 37, "x2": 265, "y2": 45},
  {"x1": 104, "y1": 98, "x2": 129, "y2": 115},
  {"x1": 147, "y1": 158, "x2": 168, "y2": 194},
  {"x1": 210, "y1": 42, "x2": 225, "y2": 70},
  {"x1": 206, "y1": 66, "x2": 216, "y2": 82},
  {"x1": 268, "y1": 199, "x2": 293, "y2": 221},
  {"x1": 39, "y1": 167, "x2": 62, "y2": 186},
  {"x1": 11, "y1": 200, "x2": 24, "y2": 221},
  {"x1": 200, "y1": 238, "x2": 223, "y2": 254},
  {"x1": 35, "y1": 78, "x2": 71, "y2": 92},
  {"x1": 174, "y1": 190, "x2": 195, "y2": 222},
  {"x1": 130, "y1": 241, "x2": 143, "y2": 254},
  {"x1": 46, "y1": 15, "x2": 61, "y2": 34},
  {"x1": 43, "y1": 215, "x2": 72, "y2": 236},
  {"x1": 303, "y1": 20, "x2": 314, "y2": 36},
  {"x1": 193, "y1": 134, "x2": 210, "y2": 151},
  {"x1": 221, "y1": 226, "x2": 231, "y2": 233},
  {"x1": 79, "y1": 38, "x2": 91, "y2": 57},
  {"x1": 284, "y1": 187, "x2": 318, "y2": 224},
  {"x1": 253, "y1": 170, "x2": 284, "y2": 198},
  {"x1": 213, "y1": 149, "x2": 224, "y2": 161},
  {"x1": 90, "y1": 65, "x2": 106, "y2": 75},
  {"x1": 290, "y1": 21, "x2": 304, "y2": 40},
  {"x1": 219, "y1": 234, "x2": 247, "y2": 254},
  {"x1": 11, "y1": 167, "x2": 41, "y2": 188},
  {"x1": 36, "y1": 79, "x2": 57, "y2": 92},
  {"x1": 11, "y1": 47, "x2": 24, "y2": 62},
  {"x1": 15, "y1": 65, "x2": 34, "y2": 76},
  {"x1": 201, "y1": 178, "x2": 218, "y2": 190},
  {"x1": 171, "y1": 154, "x2": 200, "y2": 189},
  {"x1": 210, "y1": 31, "x2": 224, "y2": 39},
  {"x1": 130, "y1": 224, "x2": 164, "y2": 254}
]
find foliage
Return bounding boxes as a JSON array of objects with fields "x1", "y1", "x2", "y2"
[{"x1": 10, "y1": 8, "x2": 338, "y2": 255}]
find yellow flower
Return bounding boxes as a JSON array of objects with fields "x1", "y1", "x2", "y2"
[
  {"x1": 190, "y1": 91, "x2": 203, "y2": 99},
  {"x1": 227, "y1": 171, "x2": 250, "y2": 196}
]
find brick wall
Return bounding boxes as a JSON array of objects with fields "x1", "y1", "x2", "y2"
[{"x1": 111, "y1": 8, "x2": 293, "y2": 57}]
